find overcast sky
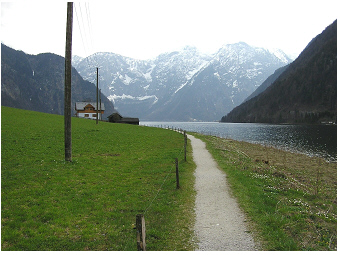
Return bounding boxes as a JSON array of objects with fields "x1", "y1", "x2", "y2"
[{"x1": 1, "y1": 0, "x2": 338, "y2": 60}]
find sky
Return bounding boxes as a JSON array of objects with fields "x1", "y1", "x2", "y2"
[{"x1": 1, "y1": 0, "x2": 339, "y2": 60}]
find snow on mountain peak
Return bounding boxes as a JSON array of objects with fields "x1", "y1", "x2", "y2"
[
  {"x1": 182, "y1": 45, "x2": 198, "y2": 51},
  {"x1": 73, "y1": 42, "x2": 292, "y2": 121},
  {"x1": 267, "y1": 48, "x2": 291, "y2": 64}
]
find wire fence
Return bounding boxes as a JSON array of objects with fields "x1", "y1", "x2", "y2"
[
  {"x1": 122, "y1": 126, "x2": 188, "y2": 250},
  {"x1": 136, "y1": 127, "x2": 187, "y2": 250},
  {"x1": 142, "y1": 127, "x2": 186, "y2": 215}
]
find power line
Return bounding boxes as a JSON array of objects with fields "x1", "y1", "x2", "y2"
[
  {"x1": 84, "y1": 2, "x2": 99, "y2": 67},
  {"x1": 74, "y1": 3, "x2": 98, "y2": 83},
  {"x1": 74, "y1": 4, "x2": 90, "y2": 66}
]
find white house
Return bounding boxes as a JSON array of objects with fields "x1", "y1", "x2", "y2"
[{"x1": 75, "y1": 102, "x2": 105, "y2": 120}]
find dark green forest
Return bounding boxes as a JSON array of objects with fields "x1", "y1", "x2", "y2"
[
  {"x1": 1, "y1": 44, "x2": 114, "y2": 118},
  {"x1": 221, "y1": 20, "x2": 337, "y2": 124}
]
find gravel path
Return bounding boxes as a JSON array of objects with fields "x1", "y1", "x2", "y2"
[{"x1": 188, "y1": 134, "x2": 257, "y2": 251}]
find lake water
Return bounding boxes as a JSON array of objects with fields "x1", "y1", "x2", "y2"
[{"x1": 141, "y1": 122, "x2": 337, "y2": 162}]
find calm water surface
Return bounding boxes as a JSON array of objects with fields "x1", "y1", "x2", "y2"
[{"x1": 141, "y1": 122, "x2": 337, "y2": 162}]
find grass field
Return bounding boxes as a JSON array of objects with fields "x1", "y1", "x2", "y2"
[
  {"x1": 194, "y1": 133, "x2": 337, "y2": 251},
  {"x1": 1, "y1": 106, "x2": 196, "y2": 251},
  {"x1": 2, "y1": 106, "x2": 337, "y2": 251}
]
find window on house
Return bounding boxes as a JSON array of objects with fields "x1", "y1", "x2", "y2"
[
  {"x1": 92, "y1": 114, "x2": 97, "y2": 117},
  {"x1": 85, "y1": 114, "x2": 89, "y2": 117}
]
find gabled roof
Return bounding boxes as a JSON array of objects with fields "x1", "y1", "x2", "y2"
[
  {"x1": 75, "y1": 102, "x2": 105, "y2": 110},
  {"x1": 107, "y1": 109, "x2": 122, "y2": 118}
]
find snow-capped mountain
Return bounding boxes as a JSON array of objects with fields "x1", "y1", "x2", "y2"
[
  {"x1": 73, "y1": 42, "x2": 291, "y2": 121},
  {"x1": 71, "y1": 55, "x2": 84, "y2": 68}
]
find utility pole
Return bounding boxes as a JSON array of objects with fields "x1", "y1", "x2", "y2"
[
  {"x1": 99, "y1": 89, "x2": 102, "y2": 121},
  {"x1": 64, "y1": 2, "x2": 73, "y2": 162},
  {"x1": 96, "y1": 67, "x2": 99, "y2": 124}
]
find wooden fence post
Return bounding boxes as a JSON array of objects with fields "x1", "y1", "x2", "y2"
[
  {"x1": 175, "y1": 158, "x2": 180, "y2": 189},
  {"x1": 136, "y1": 214, "x2": 146, "y2": 251}
]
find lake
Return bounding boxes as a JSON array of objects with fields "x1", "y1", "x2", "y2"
[{"x1": 141, "y1": 122, "x2": 337, "y2": 162}]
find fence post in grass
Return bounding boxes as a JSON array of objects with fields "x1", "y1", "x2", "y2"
[
  {"x1": 175, "y1": 158, "x2": 180, "y2": 189},
  {"x1": 136, "y1": 214, "x2": 146, "y2": 251}
]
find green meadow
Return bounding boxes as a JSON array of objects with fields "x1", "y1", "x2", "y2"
[
  {"x1": 1, "y1": 106, "x2": 196, "y2": 251},
  {"x1": 1, "y1": 106, "x2": 337, "y2": 251}
]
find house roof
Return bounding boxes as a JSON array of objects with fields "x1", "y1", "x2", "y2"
[
  {"x1": 107, "y1": 109, "x2": 122, "y2": 118},
  {"x1": 75, "y1": 102, "x2": 105, "y2": 111}
]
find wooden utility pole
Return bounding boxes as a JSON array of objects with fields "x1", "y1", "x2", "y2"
[
  {"x1": 96, "y1": 67, "x2": 99, "y2": 124},
  {"x1": 99, "y1": 89, "x2": 102, "y2": 121},
  {"x1": 64, "y1": 2, "x2": 73, "y2": 162},
  {"x1": 184, "y1": 131, "x2": 187, "y2": 162},
  {"x1": 175, "y1": 158, "x2": 180, "y2": 189}
]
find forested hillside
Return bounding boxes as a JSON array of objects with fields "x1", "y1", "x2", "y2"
[
  {"x1": 221, "y1": 20, "x2": 337, "y2": 124},
  {"x1": 1, "y1": 44, "x2": 114, "y2": 118}
]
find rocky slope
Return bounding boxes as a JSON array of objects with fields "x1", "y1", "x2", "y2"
[{"x1": 73, "y1": 43, "x2": 291, "y2": 121}]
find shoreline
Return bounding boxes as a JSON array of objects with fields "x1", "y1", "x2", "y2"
[
  {"x1": 141, "y1": 121, "x2": 336, "y2": 162},
  {"x1": 193, "y1": 133, "x2": 337, "y2": 250}
]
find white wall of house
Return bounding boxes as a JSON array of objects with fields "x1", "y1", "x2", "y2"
[{"x1": 77, "y1": 112, "x2": 102, "y2": 120}]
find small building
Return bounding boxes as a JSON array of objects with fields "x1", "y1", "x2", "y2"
[
  {"x1": 75, "y1": 102, "x2": 105, "y2": 120},
  {"x1": 107, "y1": 110, "x2": 139, "y2": 125}
]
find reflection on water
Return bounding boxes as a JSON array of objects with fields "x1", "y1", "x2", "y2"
[{"x1": 141, "y1": 122, "x2": 337, "y2": 162}]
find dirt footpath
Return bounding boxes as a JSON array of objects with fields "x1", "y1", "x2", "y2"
[{"x1": 188, "y1": 134, "x2": 257, "y2": 251}]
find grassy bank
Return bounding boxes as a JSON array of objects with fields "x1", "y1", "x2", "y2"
[
  {"x1": 1, "y1": 106, "x2": 196, "y2": 251},
  {"x1": 194, "y1": 133, "x2": 337, "y2": 250}
]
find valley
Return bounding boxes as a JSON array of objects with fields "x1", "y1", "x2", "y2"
[{"x1": 72, "y1": 43, "x2": 291, "y2": 121}]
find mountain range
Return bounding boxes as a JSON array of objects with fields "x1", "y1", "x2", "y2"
[
  {"x1": 221, "y1": 20, "x2": 337, "y2": 124},
  {"x1": 73, "y1": 43, "x2": 291, "y2": 121},
  {"x1": 1, "y1": 44, "x2": 114, "y2": 118}
]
